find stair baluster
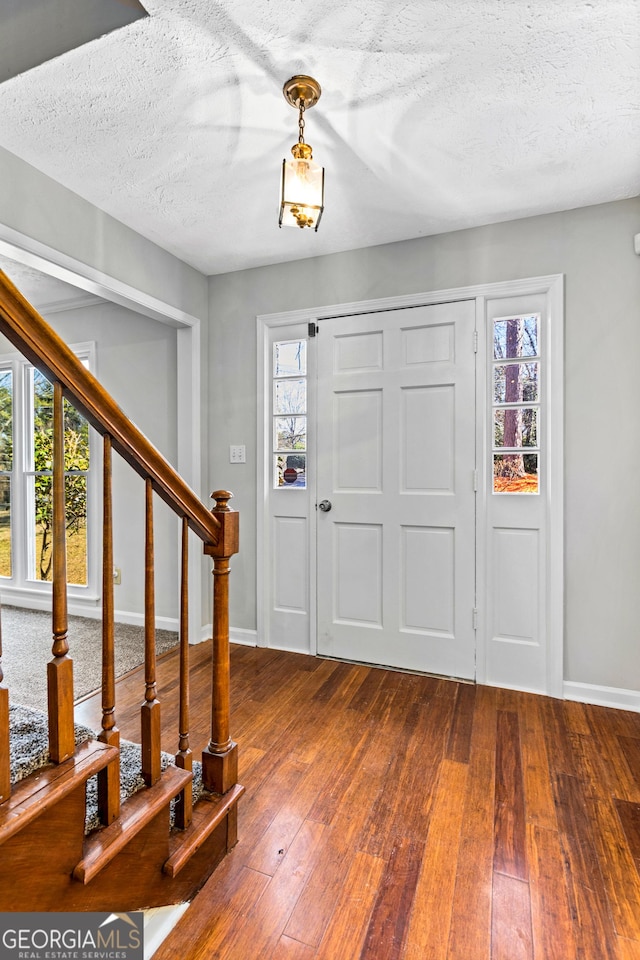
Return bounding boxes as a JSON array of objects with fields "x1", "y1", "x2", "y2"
[
  {"x1": 141, "y1": 478, "x2": 161, "y2": 785},
  {"x1": 47, "y1": 382, "x2": 75, "y2": 763},
  {"x1": 202, "y1": 491, "x2": 239, "y2": 809},
  {"x1": 97, "y1": 435, "x2": 120, "y2": 823},
  {"x1": 174, "y1": 516, "x2": 193, "y2": 829},
  {"x1": 0, "y1": 604, "x2": 10, "y2": 804}
]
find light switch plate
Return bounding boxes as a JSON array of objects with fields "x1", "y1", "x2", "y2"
[{"x1": 229, "y1": 444, "x2": 246, "y2": 463}]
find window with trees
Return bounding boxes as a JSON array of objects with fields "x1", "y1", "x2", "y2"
[
  {"x1": 492, "y1": 315, "x2": 540, "y2": 493},
  {"x1": 0, "y1": 348, "x2": 95, "y2": 590},
  {"x1": 273, "y1": 338, "x2": 307, "y2": 488}
]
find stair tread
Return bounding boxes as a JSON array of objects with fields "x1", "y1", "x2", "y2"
[
  {"x1": 0, "y1": 740, "x2": 118, "y2": 847},
  {"x1": 74, "y1": 764, "x2": 192, "y2": 885},
  {"x1": 163, "y1": 782, "x2": 245, "y2": 878}
]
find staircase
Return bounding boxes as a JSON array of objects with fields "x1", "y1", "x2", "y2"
[{"x1": 0, "y1": 270, "x2": 243, "y2": 912}]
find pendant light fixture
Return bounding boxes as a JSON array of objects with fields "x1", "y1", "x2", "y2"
[{"x1": 279, "y1": 75, "x2": 325, "y2": 231}]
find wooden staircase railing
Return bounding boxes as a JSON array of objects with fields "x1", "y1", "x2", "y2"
[{"x1": 0, "y1": 269, "x2": 241, "y2": 904}]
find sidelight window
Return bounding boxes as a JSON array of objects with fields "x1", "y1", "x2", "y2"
[
  {"x1": 492, "y1": 315, "x2": 540, "y2": 494},
  {"x1": 273, "y1": 339, "x2": 307, "y2": 488}
]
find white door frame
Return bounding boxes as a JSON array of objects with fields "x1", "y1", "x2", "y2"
[
  {"x1": 257, "y1": 274, "x2": 564, "y2": 697},
  {"x1": 0, "y1": 224, "x2": 204, "y2": 641}
]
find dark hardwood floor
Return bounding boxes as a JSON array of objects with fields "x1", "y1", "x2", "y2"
[{"x1": 76, "y1": 642, "x2": 640, "y2": 959}]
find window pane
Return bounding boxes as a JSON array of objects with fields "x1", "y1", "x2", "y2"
[
  {"x1": 493, "y1": 316, "x2": 538, "y2": 360},
  {"x1": 65, "y1": 474, "x2": 87, "y2": 586},
  {"x1": 33, "y1": 370, "x2": 53, "y2": 471},
  {"x1": 0, "y1": 476, "x2": 11, "y2": 577},
  {"x1": 33, "y1": 471, "x2": 53, "y2": 581},
  {"x1": 493, "y1": 362, "x2": 539, "y2": 404},
  {"x1": 275, "y1": 416, "x2": 306, "y2": 451},
  {"x1": 0, "y1": 370, "x2": 13, "y2": 470},
  {"x1": 33, "y1": 374, "x2": 90, "y2": 472},
  {"x1": 32, "y1": 473, "x2": 88, "y2": 585},
  {"x1": 494, "y1": 454, "x2": 538, "y2": 494},
  {"x1": 494, "y1": 408, "x2": 538, "y2": 449},
  {"x1": 64, "y1": 398, "x2": 90, "y2": 470},
  {"x1": 275, "y1": 454, "x2": 306, "y2": 488},
  {"x1": 274, "y1": 378, "x2": 306, "y2": 415},
  {"x1": 274, "y1": 340, "x2": 306, "y2": 377}
]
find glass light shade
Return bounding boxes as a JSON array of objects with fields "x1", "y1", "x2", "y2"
[{"x1": 279, "y1": 155, "x2": 324, "y2": 231}]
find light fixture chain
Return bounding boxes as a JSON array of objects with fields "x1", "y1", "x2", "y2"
[{"x1": 298, "y1": 101, "x2": 306, "y2": 144}]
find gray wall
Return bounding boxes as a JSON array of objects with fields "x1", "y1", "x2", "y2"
[
  {"x1": 208, "y1": 196, "x2": 640, "y2": 692},
  {"x1": 49, "y1": 302, "x2": 180, "y2": 622}
]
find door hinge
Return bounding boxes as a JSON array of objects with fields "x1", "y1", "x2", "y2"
[
  {"x1": 472, "y1": 608, "x2": 478, "y2": 631},
  {"x1": 473, "y1": 468, "x2": 479, "y2": 491},
  {"x1": 473, "y1": 329, "x2": 479, "y2": 353},
  {"x1": 308, "y1": 322, "x2": 318, "y2": 338}
]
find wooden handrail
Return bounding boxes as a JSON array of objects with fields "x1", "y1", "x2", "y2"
[{"x1": 0, "y1": 270, "x2": 220, "y2": 546}]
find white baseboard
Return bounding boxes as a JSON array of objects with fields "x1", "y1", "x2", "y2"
[
  {"x1": 0, "y1": 592, "x2": 178, "y2": 633},
  {"x1": 198, "y1": 625, "x2": 258, "y2": 647},
  {"x1": 564, "y1": 680, "x2": 640, "y2": 713},
  {"x1": 0, "y1": 588, "x2": 100, "y2": 615},
  {"x1": 195, "y1": 623, "x2": 258, "y2": 647},
  {"x1": 113, "y1": 610, "x2": 178, "y2": 633},
  {"x1": 231, "y1": 627, "x2": 258, "y2": 647},
  {"x1": 266, "y1": 641, "x2": 313, "y2": 656}
]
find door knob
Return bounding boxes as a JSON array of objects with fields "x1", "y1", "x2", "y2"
[{"x1": 318, "y1": 499, "x2": 332, "y2": 512}]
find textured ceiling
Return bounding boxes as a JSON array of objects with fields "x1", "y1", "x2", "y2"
[
  {"x1": 0, "y1": 255, "x2": 98, "y2": 308},
  {"x1": 0, "y1": 0, "x2": 148, "y2": 83},
  {"x1": 0, "y1": 0, "x2": 638, "y2": 276}
]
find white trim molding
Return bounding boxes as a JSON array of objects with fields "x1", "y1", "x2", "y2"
[
  {"x1": 199, "y1": 624, "x2": 258, "y2": 647},
  {"x1": 0, "y1": 591, "x2": 177, "y2": 632},
  {"x1": 231, "y1": 627, "x2": 258, "y2": 647},
  {"x1": 564, "y1": 681, "x2": 640, "y2": 713}
]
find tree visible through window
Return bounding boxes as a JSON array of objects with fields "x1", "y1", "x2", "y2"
[
  {"x1": 492, "y1": 316, "x2": 540, "y2": 494},
  {"x1": 0, "y1": 356, "x2": 92, "y2": 587},
  {"x1": 31, "y1": 371, "x2": 89, "y2": 584}
]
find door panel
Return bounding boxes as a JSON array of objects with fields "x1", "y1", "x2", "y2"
[{"x1": 316, "y1": 301, "x2": 477, "y2": 678}]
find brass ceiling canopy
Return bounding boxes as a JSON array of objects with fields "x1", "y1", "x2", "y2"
[{"x1": 282, "y1": 75, "x2": 322, "y2": 111}]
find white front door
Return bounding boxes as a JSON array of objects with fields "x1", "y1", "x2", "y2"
[{"x1": 316, "y1": 301, "x2": 477, "y2": 678}]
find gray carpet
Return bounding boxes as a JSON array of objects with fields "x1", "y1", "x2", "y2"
[
  {"x1": 84, "y1": 740, "x2": 205, "y2": 832},
  {"x1": 9, "y1": 702, "x2": 96, "y2": 784},
  {"x1": 1, "y1": 605, "x2": 178, "y2": 711},
  {"x1": 9, "y1": 703, "x2": 205, "y2": 833}
]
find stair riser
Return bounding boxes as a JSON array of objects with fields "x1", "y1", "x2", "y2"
[
  {"x1": 1, "y1": 796, "x2": 233, "y2": 912},
  {"x1": 0, "y1": 784, "x2": 86, "y2": 911}
]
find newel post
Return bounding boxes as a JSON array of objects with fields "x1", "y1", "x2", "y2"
[{"x1": 202, "y1": 490, "x2": 239, "y2": 795}]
